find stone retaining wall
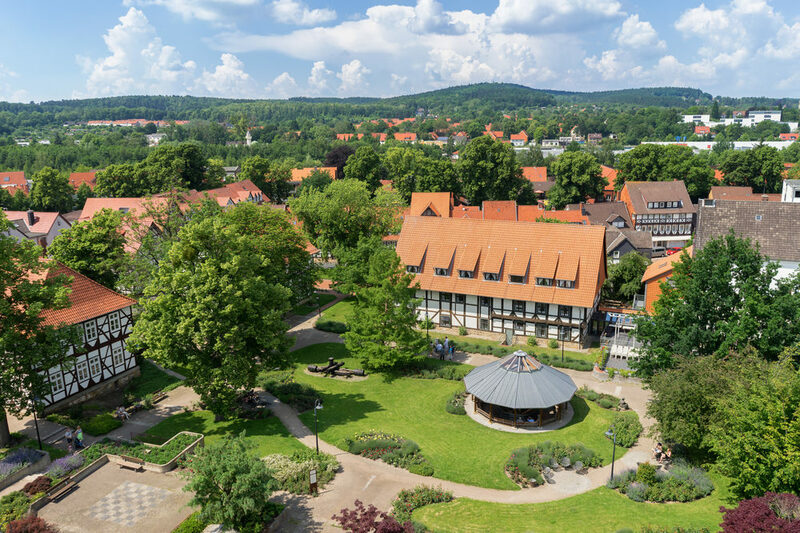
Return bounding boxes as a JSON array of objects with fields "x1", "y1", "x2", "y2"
[{"x1": 0, "y1": 450, "x2": 50, "y2": 492}]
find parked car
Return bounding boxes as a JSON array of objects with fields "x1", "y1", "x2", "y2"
[
  {"x1": 651, "y1": 246, "x2": 667, "y2": 258},
  {"x1": 666, "y1": 247, "x2": 682, "y2": 256}
]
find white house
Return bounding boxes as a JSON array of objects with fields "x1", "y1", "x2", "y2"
[
  {"x1": 2, "y1": 210, "x2": 71, "y2": 248},
  {"x1": 682, "y1": 114, "x2": 711, "y2": 124}
]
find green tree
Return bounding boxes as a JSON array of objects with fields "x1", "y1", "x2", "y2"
[
  {"x1": 204, "y1": 158, "x2": 226, "y2": 189},
  {"x1": 140, "y1": 142, "x2": 207, "y2": 191},
  {"x1": 720, "y1": 145, "x2": 785, "y2": 193},
  {"x1": 710, "y1": 100, "x2": 721, "y2": 120},
  {"x1": 416, "y1": 157, "x2": 460, "y2": 197},
  {"x1": 546, "y1": 151, "x2": 605, "y2": 209},
  {"x1": 709, "y1": 356, "x2": 800, "y2": 499},
  {"x1": 288, "y1": 179, "x2": 402, "y2": 257},
  {"x1": 616, "y1": 144, "x2": 714, "y2": 200},
  {"x1": 182, "y1": 433, "x2": 278, "y2": 533},
  {"x1": 94, "y1": 163, "x2": 151, "y2": 197},
  {"x1": 602, "y1": 252, "x2": 649, "y2": 302},
  {"x1": 74, "y1": 182, "x2": 93, "y2": 211},
  {"x1": 129, "y1": 206, "x2": 296, "y2": 418},
  {"x1": 633, "y1": 234, "x2": 800, "y2": 377},
  {"x1": 49, "y1": 208, "x2": 128, "y2": 289},
  {"x1": 0, "y1": 213, "x2": 73, "y2": 446},
  {"x1": 240, "y1": 156, "x2": 292, "y2": 203},
  {"x1": 342, "y1": 244, "x2": 427, "y2": 371},
  {"x1": 239, "y1": 155, "x2": 271, "y2": 192},
  {"x1": 295, "y1": 169, "x2": 332, "y2": 196},
  {"x1": 343, "y1": 145, "x2": 386, "y2": 192},
  {"x1": 458, "y1": 136, "x2": 524, "y2": 204},
  {"x1": 29, "y1": 167, "x2": 74, "y2": 212}
]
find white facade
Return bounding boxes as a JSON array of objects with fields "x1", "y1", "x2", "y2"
[
  {"x1": 782, "y1": 180, "x2": 800, "y2": 203},
  {"x1": 682, "y1": 114, "x2": 711, "y2": 124},
  {"x1": 642, "y1": 140, "x2": 796, "y2": 153},
  {"x1": 42, "y1": 306, "x2": 137, "y2": 407}
]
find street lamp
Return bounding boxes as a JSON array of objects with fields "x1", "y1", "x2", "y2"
[
  {"x1": 605, "y1": 426, "x2": 617, "y2": 482},
  {"x1": 313, "y1": 399, "x2": 323, "y2": 455},
  {"x1": 30, "y1": 397, "x2": 42, "y2": 451}
]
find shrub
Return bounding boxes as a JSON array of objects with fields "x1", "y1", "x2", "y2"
[
  {"x1": 445, "y1": 390, "x2": 466, "y2": 415},
  {"x1": 636, "y1": 462, "x2": 658, "y2": 486},
  {"x1": 263, "y1": 370, "x2": 318, "y2": 412},
  {"x1": 610, "y1": 461, "x2": 714, "y2": 503},
  {"x1": 391, "y1": 485, "x2": 453, "y2": 524},
  {"x1": 83, "y1": 413, "x2": 123, "y2": 436},
  {"x1": 597, "y1": 398, "x2": 616, "y2": 409},
  {"x1": 721, "y1": 492, "x2": 800, "y2": 532},
  {"x1": 22, "y1": 476, "x2": 52, "y2": 496},
  {"x1": 606, "y1": 469, "x2": 636, "y2": 490},
  {"x1": 333, "y1": 500, "x2": 413, "y2": 533},
  {"x1": 458, "y1": 326, "x2": 468, "y2": 336},
  {"x1": 608, "y1": 368, "x2": 617, "y2": 379},
  {"x1": 527, "y1": 336, "x2": 538, "y2": 347},
  {"x1": 172, "y1": 511, "x2": 207, "y2": 533},
  {"x1": 5, "y1": 515, "x2": 59, "y2": 533},
  {"x1": 0, "y1": 492, "x2": 29, "y2": 530},
  {"x1": 315, "y1": 319, "x2": 348, "y2": 333},
  {"x1": 626, "y1": 482, "x2": 648, "y2": 502},
  {"x1": 506, "y1": 441, "x2": 602, "y2": 487},
  {"x1": 548, "y1": 339, "x2": 559, "y2": 349},
  {"x1": 45, "y1": 454, "x2": 85, "y2": 480},
  {"x1": 609, "y1": 412, "x2": 643, "y2": 448},
  {"x1": 346, "y1": 432, "x2": 433, "y2": 476},
  {"x1": 262, "y1": 449, "x2": 339, "y2": 495}
]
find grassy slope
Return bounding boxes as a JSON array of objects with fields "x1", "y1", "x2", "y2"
[
  {"x1": 290, "y1": 343, "x2": 620, "y2": 490},
  {"x1": 142, "y1": 410, "x2": 305, "y2": 457},
  {"x1": 414, "y1": 473, "x2": 731, "y2": 533},
  {"x1": 318, "y1": 298, "x2": 355, "y2": 323},
  {"x1": 126, "y1": 359, "x2": 182, "y2": 399}
]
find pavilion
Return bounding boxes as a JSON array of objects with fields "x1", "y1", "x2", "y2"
[{"x1": 464, "y1": 350, "x2": 577, "y2": 428}]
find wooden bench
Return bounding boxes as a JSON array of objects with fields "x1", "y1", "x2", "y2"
[
  {"x1": 118, "y1": 455, "x2": 145, "y2": 471},
  {"x1": 48, "y1": 477, "x2": 76, "y2": 501},
  {"x1": 151, "y1": 391, "x2": 168, "y2": 404}
]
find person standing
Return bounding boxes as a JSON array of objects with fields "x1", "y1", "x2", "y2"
[
  {"x1": 443, "y1": 337, "x2": 449, "y2": 361},
  {"x1": 64, "y1": 428, "x2": 73, "y2": 452},
  {"x1": 75, "y1": 426, "x2": 84, "y2": 449}
]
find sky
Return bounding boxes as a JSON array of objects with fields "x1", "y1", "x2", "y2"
[{"x1": 1, "y1": 0, "x2": 800, "y2": 103}]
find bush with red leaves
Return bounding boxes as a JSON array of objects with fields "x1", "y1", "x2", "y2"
[
  {"x1": 6, "y1": 515, "x2": 60, "y2": 533},
  {"x1": 22, "y1": 476, "x2": 52, "y2": 496},
  {"x1": 720, "y1": 492, "x2": 800, "y2": 533},
  {"x1": 332, "y1": 500, "x2": 414, "y2": 533}
]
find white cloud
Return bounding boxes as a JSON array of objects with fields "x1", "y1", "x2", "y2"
[
  {"x1": 425, "y1": 49, "x2": 495, "y2": 84},
  {"x1": 266, "y1": 71, "x2": 297, "y2": 98},
  {"x1": 762, "y1": 22, "x2": 800, "y2": 59},
  {"x1": 490, "y1": 0, "x2": 624, "y2": 34},
  {"x1": 583, "y1": 50, "x2": 625, "y2": 80},
  {"x1": 408, "y1": 0, "x2": 466, "y2": 34},
  {"x1": 308, "y1": 60, "x2": 332, "y2": 92},
  {"x1": 194, "y1": 53, "x2": 256, "y2": 97},
  {"x1": 390, "y1": 73, "x2": 408, "y2": 91},
  {"x1": 337, "y1": 59, "x2": 370, "y2": 93},
  {"x1": 123, "y1": 0, "x2": 259, "y2": 24},
  {"x1": 79, "y1": 8, "x2": 197, "y2": 97},
  {"x1": 0, "y1": 64, "x2": 28, "y2": 103},
  {"x1": 614, "y1": 15, "x2": 664, "y2": 49},
  {"x1": 271, "y1": 0, "x2": 336, "y2": 26}
]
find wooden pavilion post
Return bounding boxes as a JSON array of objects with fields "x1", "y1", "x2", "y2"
[
  {"x1": 473, "y1": 395, "x2": 476, "y2": 413},
  {"x1": 489, "y1": 403, "x2": 494, "y2": 424},
  {"x1": 538, "y1": 409, "x2": 543, "y2": 427},
  {"x1": 514, "y1": 408, "x2": 517, "y2": 428}
]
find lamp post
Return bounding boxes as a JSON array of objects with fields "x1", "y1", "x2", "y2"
[
  {"x1": 605, "y1": 426, "x2": 617, "y2": 481},
  {"x1": 313, "y1": 399, "x2": 323, "y2": 455},
  {"x1": 31, "y1": 397, "x2": 42, "y2": 451},
  {"x1": 561, "y1": 329, "x2": 565, "y2": 363}
]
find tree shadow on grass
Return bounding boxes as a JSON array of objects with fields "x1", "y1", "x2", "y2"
[
  {"x1": 297, "y1": 390, "x2": 383, "y2": 432},
  {"x1": 562, "y1": 396, "x2": 591, "y2": 428}
]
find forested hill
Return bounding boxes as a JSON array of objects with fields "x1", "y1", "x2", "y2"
[{"x1": 544, "y1": 87, "x2": 713, "y2": 106}]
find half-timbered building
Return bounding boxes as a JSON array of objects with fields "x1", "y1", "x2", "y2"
[
  {"x1": 395, "y1": 216, "x2": 607, "y2": 347},
  {"x1": 38, "y1": 264, "x2": 138, "y2": 412}
]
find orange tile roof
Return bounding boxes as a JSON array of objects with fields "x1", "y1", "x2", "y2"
[
  {"x1": 3, "y1": 211, "x2": 62, "y2": 235},
  {"x1": 482, "y1": 201, "x2": 517, "y2": 221},
  {"x1": 290, "y1": 167, "x2": 336, "y2": 182},
  {"x1": 521, "y1": 167, "x2": 548, "y2": 182},
  {"x1": 517, "y1": 205, "x2": 588, "y2": 224},
  {"x1": 510, "y1": 131, "x2": 529, "y2": 141},
  {"x1": 0, "y1": 171, "x2": 27, "y2": 192},
  {"x1": 506, "y1": 249, "x2": 530, "y2": 277},
  {"x1": 336, "y1": 133, "x2": 355, "y2": 141},
  {"x1": 641, "y1": 247, "x2": 692, "y2": 283},
  {"x1": 396, "y1": 216, "x2": 606, "y2": 307},
  {"x1": 394, "y1": 132, "x2": 417, "y2": 142},
  {"x1": 430, "y1": 243, "x2": 456, "y2": 269},
  {"x1": 68, "y1": 171, "x2": 98, "y2": 190},
  {"x1": 409, "y1": 192, "x2": 453, "y2": 217},
  {"x1": 555, "y1": 252, "x2": 579, "y2": 281},
  {"x1": 695, "y1": 126, "x2": 711, "y2": 135},
  {"x1": 601, "y1": 165, "x2": 619, "y2": 192},
  {"x1": 779, "y1": 133, "x2": 799, "y2": 141},
  {"x1": 714, "y1": 169, "x2": 724, "y2": 182},
  {"x1": 453, "y1": 206, "x2": 481, "y2": 219},
  {"x1": 40, "y1": 263, "x2": 136, "y2": 327}
]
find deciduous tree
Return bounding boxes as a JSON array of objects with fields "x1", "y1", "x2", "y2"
[
  {"x1": 546, "y1": 151, "x2": 605, "y2": 209},
  {"x1": 458, "y1": 136, "x2": 524, "y2": 204},
  {"x1": 29, "y1": 167, "x2": 74, "y2": 212},
  {"x1": 343, "y1": 145, "x2": 386, "y2": 192},
  {"x1": 295, "y1": 168, "x2": 333, "y2": 195},
  {"x1": 602, "y1": 252, "x2": 649, "y2": 302},
  {"x1": 616, "y1": 144, "x2": 715, "y2": 200},
  {"x1": 720, "y1": 145, "x2": 785, "y2": 194}
]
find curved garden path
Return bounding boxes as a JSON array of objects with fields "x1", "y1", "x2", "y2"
[{"x1": 270, "y1": 314, "x2": 656, "y2": 532}]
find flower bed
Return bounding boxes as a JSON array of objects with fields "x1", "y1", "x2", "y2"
[
  {"x1": 80, "y1": 432, "x2": 200, "y2": 466},
  {"x1": 45, "y1": 454, "x2": 85, "y2": 480},
  {"x1": 506, "y1": 441, "x2": 603, "y2": 487},
  {"x1": 345, "y1": 431, "x2": 434, "y2": 476},
  {"x1": 262, "y1": 448, "x2": 339, "y2": 495},
  {"x1": 607, "y1": 462, "x2": 714, "y2": 503},
  {"x1": 391, "y1": 485, "x2": 454, "y2": 524},
  {"x1": 0, "y1": 491, "x2": 30, "y2": 531},
  {"x1": 445, "y1": 390, "x2": 467, "y2": 415},
  {"x1": 0, "y1": 448, "x2": 42, "y2": 481}
]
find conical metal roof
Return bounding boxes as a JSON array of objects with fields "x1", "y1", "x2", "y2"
[{"x1": 464, "y1": 350, "x2": 577, "y2": 409}]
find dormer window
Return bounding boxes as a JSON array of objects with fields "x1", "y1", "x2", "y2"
[
  {"x1": 536, "y1": 277, "x2": 553, "y2": 287},
  {"x1": 434, "y1": 267, "x2": 449, "y2": 276},
  {"x1": 483, "y1": 272, "x2": 499, "y2": 281},
  {"x1": 556, "y1": 279, "x2": 575, "y2": 289},
  {"x1": 406, "y1": 265, "x2": 420, "y2": 273},
  {"x1": 509, "y1": 275, "x2": 524, "y2": 284},
  {"x1": 458, "y1": 270, "x2": 474, "y2": 279}
]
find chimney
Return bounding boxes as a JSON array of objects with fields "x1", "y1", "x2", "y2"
[
  {"x1": 761, "y1": 194, "x2": 769, "y2": 202},
  {"x1": 26, "y1": 209, "x2": 35, "y2": 226}
]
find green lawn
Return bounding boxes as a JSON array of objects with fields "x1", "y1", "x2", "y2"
[
  {"x1": 426, "y1": 333, "x2": 599, "y2": 365},
  {"x1": 292, "y1": 293, "x2": 337, "y2": 316},
  {"x1": 290, "y1": 343, "x2": 623, "y2": 490},
  {"x1": 141, "y1": 410, "x2": 306, "y2": 457},
  {"x1": 414, "y1": 473, "x2": 732, "y2": 532},
  {"x1": 318, "y1": 297, "x2": 355, "y2": 323},
  {"x1": 126, "y1": 360, "x2": 182, "y2": 399}
]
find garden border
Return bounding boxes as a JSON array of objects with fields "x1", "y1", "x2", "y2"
[
  {"x1": 0, "y1": 449, "x2": 50, "y2": 491},
  {"x1": 100, "y1": 431, "x2": 205, "y2": 473}
]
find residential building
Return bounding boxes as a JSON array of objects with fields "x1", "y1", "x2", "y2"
[
  {"x1": 619, "y1": 181, "x2": 696, "y2": 248},
  {"x1": 38, "y1": 263, "x2": 138, "y2": 412},
  {"x1": 394, "y1": 132, "x2": 417, "y2": 143},
  {"x1": 68, "y1": 171, "x2": 99, "y2": 190},
  {"x1": 187, "y1": 180, "x2": 265, "y2": 206},
  {"x1": 568, "y1": 201, "x2": 652, "y2": 262},
  {"x1": 694, "y1": 125, "x2": 711, "y2": 136},
  {"x1": 641, "y1": 248, "x2": 692, "y2": 314},
  {"x1": 289, "y1": 167, "x2": 336, "y2": 195},
  {"x1": 223, "y1": 166, "x2": 240, "y2": 181},
  {"x1": 682, "y1": 114, "x2": 710, "y2": 124},
  {"x1": 0, "y1": 171, "x2": 29, "y2": 194},
  {"x1": 782, "y1": 180, "x2": 800, "y2": 203},
  {"x1": 695, "y1": 199, "x2": 800, "y2": 281},
  {"x1": 2, "y1": 210, "x2": 71, "y2": 247},
  {"x1": 510, "y1": 131, "x2": 529, "y2": 147},
  {"x1": 521, "y1": 167, "x2": 548, "y2": 183},
  {"x1": 145, "y1": 133, "x2": 166, "y2": 146},
  {"x1": 708, "y1": 186, "x2": 780, "y2": 202},
  {"x1": 587, "y1": 133, "x2": 602, "y2": 145},
  {"x1": 541, "y1": 139, "x2": 560, "y2": 148},
  {"x1": 336, "y1": 133, "x2": 355, "y2": 141},
  {"x1": 779, "y1": 133, "x2": 799, "y2": 141},
  {"x1": 601, "y1": 165, "x2": 620, "y2": 201}
]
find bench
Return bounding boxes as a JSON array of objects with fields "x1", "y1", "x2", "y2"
[
  {"x1": 118, "y1": 454, "x2": 145, "y2": 471},
  {"x1": 151, "y1": 391, "x2": 167, "y2": 404},
  {"x1": 48, "y1": 478, "x2": 76, "y2": 501}
]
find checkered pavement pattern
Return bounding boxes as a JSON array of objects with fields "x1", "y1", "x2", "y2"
[{"x1": 85, "y1": 481, "x2": 172, "y2": 527}]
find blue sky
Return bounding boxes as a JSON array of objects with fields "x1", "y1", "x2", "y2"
[{"x1": 1, "y1": 0, "x2": 799, "y2": 102}]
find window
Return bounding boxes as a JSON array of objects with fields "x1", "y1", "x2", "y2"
[
  {"x1": 112, "y1": 346, "x2": 124, "y2": 367},
  {"x1": 556, "y1": 279, "x2": 575, "y2": 289},
  {"x1": 454, "y1": 294, "x2": 465, "y2": 304},
  {"x1": 458, "y1": 270, "x2": 474, "y2": 279},
  {"x1": 479, "y1": 296, "x2": 492, "y2": 307},
  {"x1": 512, "y1": 300, "x2": 525, "y2": 314},
  {"x1": 755, "y1": 215, "x2": 762, "y2": 221},
  {"x1": 647, "y1": 202, "x2": 653, "y2": 209},
  {"x1": 509, "y1": 275, "x2": 524, "y2": 284},
  {"x1": 49, "y1": 372, "x2": 64, "y2": 395},
  {"x1": 434, "y1": 267, "x2": 449, "y2": 276},
  {"x1": 479, "y1": 318, "x2": 490, "y2": 331},
  {"x1": 658, "y1": 202, "x2": 665, "y2": 208},
  {"x1": 483, "y1": 272, "x2": 499, "y2": 281},
  {"x1": 89, "y1": 356, "x2": 101, "y2": 377},
  {"x1": 440, "y1": 292, "x2": 451, "y2": 302},
  {"x1": 559, "y1": 326, "x2": 570, "y2": 340},
  {"x1": 535, "y1": 323, "x2": 548, "y2": 338},
  {"x1": 84, "y1": 320, "x2": 97, "y2": 343},
  {"x1": 439, "y1": 314, "x2": 451, "y2": 327},
  {"x1": 558, "y1": 305, "x2": 571, "y2": 319},
  {"x1": 76, "y1": 361, "x2": 89, "y2": 382},
  {"x1": 108, "y1": 312, "x2": 120, "y2": 332},
  {"x1": 535, "y1": 302, "x2": 548, "y2": 315},
  {"x1": 514, "y1": 320, "x2": 525, "y2": 331},
  {"x1": 406, "y1": 265, "x2": 420, "y2": 273},
  {"x1": 613, "y1": 220, "x2": 624, "y2": 228},
  {"x1": 536, "y1": 277, "x2": 553, "y2": 287},
  {"x1": 612, "y1": 250, "x2": 620, "y2": 259}
]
